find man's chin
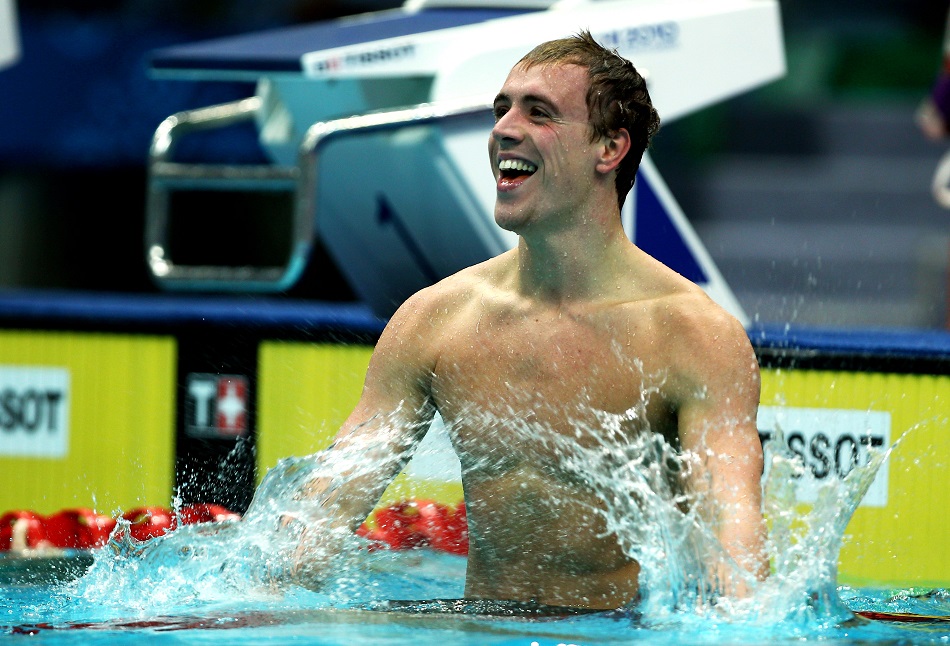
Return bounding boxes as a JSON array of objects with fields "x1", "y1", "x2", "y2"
[{"x1": 493, "y1": 207, "x2": 528, "y2": 233}]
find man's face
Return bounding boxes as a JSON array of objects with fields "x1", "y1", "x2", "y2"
[{"x1": 489, "y1": 62, "x2": 599, "y2": 233}]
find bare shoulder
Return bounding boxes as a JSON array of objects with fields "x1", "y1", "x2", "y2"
[
  {"x1": 658, "y1": 288, "x2": 749, "y2": 350},
  {"x1": 647, "y1": 285, "x2": 759, "y2": 396},
  {"x1": 378, "y1": 255, "x2": 507, "y2": 354},
  {"x1": 358, "y1": 268, "x2": 482, "y2": 406}
]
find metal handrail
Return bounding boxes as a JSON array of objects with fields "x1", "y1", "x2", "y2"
[{"x1": 146, "y1": 94, "x2": 493, "y2": 292}]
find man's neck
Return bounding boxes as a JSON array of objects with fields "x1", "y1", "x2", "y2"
[{"x1": 513, "y1": 212, "x2": 632, "y2": 305}]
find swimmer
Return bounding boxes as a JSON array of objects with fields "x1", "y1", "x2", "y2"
[{"x1": 281, "y1": 30, "x2": 769, "y2": 610}]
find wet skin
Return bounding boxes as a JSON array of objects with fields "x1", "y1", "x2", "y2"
[{"x1": 292, "y1": 62, "x2": 767, "y2": 609}]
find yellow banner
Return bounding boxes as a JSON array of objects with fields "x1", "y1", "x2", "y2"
[
  {"x1": 761, "y1": 368, "x2": 950, "y2": 586},
  {"x1": 0, "y1": 330, "x2": 175, "y2": 516}
]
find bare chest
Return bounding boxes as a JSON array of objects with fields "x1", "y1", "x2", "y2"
[{"x1": 430, "y1": 310, "x2": 677, "y2": 455}]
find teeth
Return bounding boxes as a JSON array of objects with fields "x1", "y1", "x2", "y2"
[{"x1": 498, "y1": 159, "x2": 537, "y2": 173}]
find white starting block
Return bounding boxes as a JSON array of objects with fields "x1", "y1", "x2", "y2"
[
  {"x1": 0, "y1": 0, "x2": 19, "y2": 71},
  {"x1": 146, "y1": 0, "x2": 785, "y2": 322}
]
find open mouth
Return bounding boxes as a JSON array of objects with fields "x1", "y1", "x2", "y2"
[{"x1": 498, "y1": 158, "x2": 538, "y2": 182}]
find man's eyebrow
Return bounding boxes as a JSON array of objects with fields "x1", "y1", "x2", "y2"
[
  {"x1": 493, "y1": 92, "x2": 558, "y2": 112},
  {"x1": 523, "y1": 93, "x2": 556, "y2": 109}
]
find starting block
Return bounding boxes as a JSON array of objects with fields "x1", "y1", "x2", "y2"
[
  {"x1": 0, "y1": 0, "x2": 19, "y2": 70},
  {"x1": 145, "y1": 0, "x2": 785, "y2": 322}
]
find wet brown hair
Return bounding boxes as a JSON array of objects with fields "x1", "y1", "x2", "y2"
[{"x1": 518, "y1": 30, "x2": 660, "y2": 209}]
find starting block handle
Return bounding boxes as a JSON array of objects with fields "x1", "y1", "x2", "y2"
[
  {"x1": 146, "y1": 94, "x2": 493, "y2": 293},
  {"x1": 294, "y1": 95, "x2": 494, "y2": 264},
  {"x1": 145, "y1": 96, "x2": 306, "y2": 292}
]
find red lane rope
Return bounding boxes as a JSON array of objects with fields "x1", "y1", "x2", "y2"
[{"x1": 856, "y1": 610, "x2": 950, "y2": 623}]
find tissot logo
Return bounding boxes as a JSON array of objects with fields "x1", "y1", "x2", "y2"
[
  {"x1": 186, "y1": 373, "x2": 249, "y2": 439},
  {"x1": 0, "y1": 366, "x2": 70, "y2": 457},
  {"x1": 757, "y1": 406, "x2": 891, "y2": 507}
]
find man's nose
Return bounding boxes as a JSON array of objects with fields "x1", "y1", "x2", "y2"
[{"x1": 491, "y1": 109, "x2": 522, "y2": 143}]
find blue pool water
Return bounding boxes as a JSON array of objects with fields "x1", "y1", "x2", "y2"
[
  {"x1": 2, "y1": 425, "x2": 949, "y2": 643},
  {"x1": 2, "y1": 550, "x2": 950, "y2": 644}
]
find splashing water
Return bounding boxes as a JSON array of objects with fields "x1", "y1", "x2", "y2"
[
  {"x1": 59, "y1": 400, "x2": 901, "y2": 636},
  {"x1": 453, "y1": 397, "x2": 901, "y2": 630}
]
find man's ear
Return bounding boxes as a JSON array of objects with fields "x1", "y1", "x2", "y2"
[{"x1": 595, "y1": 128, "x2": 631, "y2": 175}]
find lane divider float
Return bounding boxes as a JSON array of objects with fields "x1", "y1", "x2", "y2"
[{"x1": 0, "y1": 498, "x2": 469, "y2": 556}]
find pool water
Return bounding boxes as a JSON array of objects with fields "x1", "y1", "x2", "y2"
[
  {"x1": 2, "y1": 421, "x2": 948, "y2": 644},
  {"x1": 2, "y1": 549, "x2": 950, "y2": 644}
]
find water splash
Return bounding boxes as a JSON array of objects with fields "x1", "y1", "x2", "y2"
[
  {"x1": 444, "y1": 397, "x2": 901, "y2": 629},
  {"x1": 69, "y1": 411, "x2": 423, "y2": 615},
  {"x1": 61, "y1": 399, "x2": 901, "y2": 634},
  {"x1": 749, "y1": 424, "x2": 912, "y2": 627}
]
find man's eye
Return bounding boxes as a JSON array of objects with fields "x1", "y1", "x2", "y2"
[
  {"x1": 493, "y1": 106, "x2": 509, "y2": 121},
  {"x1": 530, "y1": 108, "x2": 550, "y2": 120}
]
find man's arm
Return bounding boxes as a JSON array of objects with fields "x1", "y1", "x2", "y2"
[
  {"x1": 672, "y1": 304, "x2": 769, "y2": 597},
  {"x1": 279, "y1": 289, "x2": 440, "y2": 586}
]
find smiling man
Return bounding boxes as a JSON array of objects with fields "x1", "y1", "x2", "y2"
[{"x1": 281, "y1": 30, "x2": 768, "y2": 610}]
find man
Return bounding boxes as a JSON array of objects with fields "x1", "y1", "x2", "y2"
[{"x1": 283, "y1": 30, "x2": 768, "y2": 610}]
